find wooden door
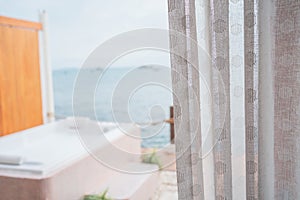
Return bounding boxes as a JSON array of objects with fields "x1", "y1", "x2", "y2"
[{"x1": 0, "y1": 16, "x2": 43, "y2": 136}]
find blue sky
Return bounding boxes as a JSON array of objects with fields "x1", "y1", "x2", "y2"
[{"x1": 0, "y1": 0, "x2": 170, "y2": 69}]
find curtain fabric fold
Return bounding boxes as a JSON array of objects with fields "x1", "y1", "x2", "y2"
[
  {"x1": 273, "y1": 1, "x2": 300, "y2": 199},
  {"x1": 244, "y1": 0, "x2": 259, "y2": 199},
  {"x1": 168, "y1": 0, "x2": 205, "y2": 199},
  {"x1": 168, "y1": 0, "x2": 300, "y2": 199},
  {"x1": 209, "y1": 0, "x2": 232, "y2": 199}
]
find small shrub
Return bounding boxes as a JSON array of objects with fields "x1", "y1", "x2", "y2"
[
  {"x1": 142, "y1": 149, "x2": 162, "y2": 169},
  {"x1": 84, "y1": 189, "x2": 112, "y2": 200}
]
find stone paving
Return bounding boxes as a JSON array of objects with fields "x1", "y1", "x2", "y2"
[
  {"x1": 152, "y1": 171, "x2": 178, "y2": 200},
  {"x1": 142, "y1": 145, "x2": 178, "y2": 200}
]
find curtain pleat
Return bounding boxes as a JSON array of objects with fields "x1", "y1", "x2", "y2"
[
  {"x1": 244, "y1": 0, "x2": 259, "y2": 199},
  {"x1": 257, "y1": 0, "x2": 275, "y2": 199},
  {"x1": 168, "y1": 0, "x2": 205, "y2": 199},
  {"x1": 195, "y1": 1, "x2": 216, "y2": 199},
  {"x1": 209, "y1": 0, "x2": 232, "y2": 199},
  {"x1": 273, "y1": 1, "x2": 300, "y2": 199}
]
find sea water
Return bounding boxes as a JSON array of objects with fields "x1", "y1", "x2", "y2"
[{"x1": 53, "y1": 66, "x2": 173, "y2": 148}]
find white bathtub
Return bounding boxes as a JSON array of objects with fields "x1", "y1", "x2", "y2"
[{"x1": 0, "y1": 119, "x2": 141, "y2": 199}]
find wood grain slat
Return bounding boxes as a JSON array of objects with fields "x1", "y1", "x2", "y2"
[
  {"x1": 0, "y1": 21, "x2": 43, "y2": 136},
  {"x1": 0, "y1": 16, "x2": 42, "y2": 31}
]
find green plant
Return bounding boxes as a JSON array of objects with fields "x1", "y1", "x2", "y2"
[
  {"x1": 142, "y1": 149, "x2": 162, "y2": 169},
  {"x1": 84, "y1": 189, "x2": 112, "y2": 200}
]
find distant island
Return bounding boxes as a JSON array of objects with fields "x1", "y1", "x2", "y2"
[{"x1": 138, "y1": 64, "x2": 165, "y2": 71}]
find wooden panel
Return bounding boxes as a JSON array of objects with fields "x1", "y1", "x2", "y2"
[
  {"x1": 0, "y1": 16, "x2": 42, "y2": 30},
  {"x1": 0, "y1": 23, "x2": 43, "y2": 136}
]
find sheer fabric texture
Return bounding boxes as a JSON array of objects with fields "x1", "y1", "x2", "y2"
[{"x1": 168, "y1": 0, "x2": 300, "y2": 199}]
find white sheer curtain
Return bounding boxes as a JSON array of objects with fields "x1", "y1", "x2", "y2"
[{"x1": 168, "y1": 0, "x2": 300, "y2": 199}]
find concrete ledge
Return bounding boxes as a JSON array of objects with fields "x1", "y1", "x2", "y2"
[{"x1": 98, "y1": 163, "x2": 159, "y2": 200}]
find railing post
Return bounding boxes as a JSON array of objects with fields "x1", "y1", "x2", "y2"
[{"x1": 170, "y1": 106, "x2": 174, "y2": 144}]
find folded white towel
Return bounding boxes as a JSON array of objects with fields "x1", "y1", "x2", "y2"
[{"x1": 0, "y1": 155, "x2": 24, "y2": 165}]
